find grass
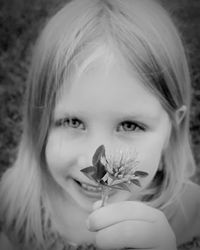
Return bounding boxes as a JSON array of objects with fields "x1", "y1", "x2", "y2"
[{"x1": 0, "y1": 0, "x2": 200, "y2": 184}]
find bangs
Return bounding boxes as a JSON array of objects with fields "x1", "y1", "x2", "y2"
[{"x1": 50, "y1": 0, "x2": 183, "y2": 115}]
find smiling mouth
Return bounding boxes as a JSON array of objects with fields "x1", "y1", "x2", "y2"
[{"x1": 73, "y1": 179, "x2": 102, "y2": 193}]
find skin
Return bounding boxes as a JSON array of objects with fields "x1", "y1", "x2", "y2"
[{"x1": 45, "y1": 57, "x2": 176, "y2": 249}]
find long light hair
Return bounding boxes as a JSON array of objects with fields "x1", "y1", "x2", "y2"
[{"x1": 0, "y1": 0, "x2": 196, "y2": 248}]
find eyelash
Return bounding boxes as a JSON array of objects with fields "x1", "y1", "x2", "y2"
[
  {"x1": 55, "y1": 118, "x2": 145, "y2": 132},
  {"x1": 117, "y1": 121, "x2": 145, "y2": 132},
  {"x1": 55, "y1": 117, "x2": 85, "y2": 130}
]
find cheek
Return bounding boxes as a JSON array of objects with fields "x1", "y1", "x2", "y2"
[
  {"x1": 136, "y1": 135, "x2": 167, "y2": 188},
  {"x1": 45, "y1": 131, "x2": 76, "y2": 175},
  {"x1": 136, "y1": 119, "x2": 171, "y2": 187},
  {"x1": 140, "y1": 148, "x2": 162, "y2": 188}
]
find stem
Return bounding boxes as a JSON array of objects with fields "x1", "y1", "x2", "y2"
[{"x1": 101, "y1": 186, "x2": 110, "y2": 207}]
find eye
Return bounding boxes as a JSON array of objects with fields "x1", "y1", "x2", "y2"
[
  {"x1": 55, "y1": 117, "x2": 85, "y2": 130},
  {"x1": 117, "y1": 121, "x2": 144, "y2": 132}
]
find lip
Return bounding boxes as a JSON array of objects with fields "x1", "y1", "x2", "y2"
[
  {"x1": 71, "y1": 177, "x2": 117, "y2": 199},
  {"x1": 72, "y1": 178, "x2": 103, "y2": 199}
]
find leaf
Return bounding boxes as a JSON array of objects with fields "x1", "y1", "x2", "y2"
[
  {"x1": 80, "y1": 166, "x2": 95, "y2": 174},
  {"x1": 131, "y1": 179, "x2": 141, "y2": 187},
  {"x1": 114, "y1": 183, "x2": 131, "y2": 192},
  {"x1": 111, "y1": 179, "x2": 125, "y2": 185},
  {"x1": 92, "y1": 145, "x2": 105, "y2": 166},
  {"x1": 134, "y1": 171, "x2": 149, "y2": 177},
  {"x1": 91, "y1": 172, "x2": 98, "y2": 181},
  {"x1": 80, "y1": 166, "x2": 97, "y2": 181},
  {"x1": 96, "y1": 160, "x2": 107, "y2": 180}
]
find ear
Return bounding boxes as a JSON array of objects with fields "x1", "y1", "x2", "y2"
[{"x1": 175, "y1": 105, "x2": 187, "y2": 125}]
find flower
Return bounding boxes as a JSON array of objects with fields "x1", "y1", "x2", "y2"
[{"x1": 81, "y1": 145, "x2": 148, "y2": 192}]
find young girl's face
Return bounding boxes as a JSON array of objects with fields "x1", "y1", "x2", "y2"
[{"x1": 45, "y1": 57, "x2": 171, "y2": 212}]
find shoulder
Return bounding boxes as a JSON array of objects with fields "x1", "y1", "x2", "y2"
[
  {"x1": 170, "y1": 180, "x2": 200, "y2": 246},
  {"x1": 0, "y1": 232, "x2": 15, "y2": 250}
]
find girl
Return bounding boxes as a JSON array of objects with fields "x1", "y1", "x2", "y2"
[{"x1": 0, "y1": 0, "x2": 200, "y2": 249}]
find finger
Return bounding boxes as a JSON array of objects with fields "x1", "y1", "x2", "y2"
[
  {"x1": 88, "y1": 201, "x2": 160, "y2": 231},
  {"x1": 96, "y1": 219, "x2": 176, "y2": 250},
  {"x1": 95, "y1": 220, "x2": 158, "y2": 249}
]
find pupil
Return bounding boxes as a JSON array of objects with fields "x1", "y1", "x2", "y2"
[
  {"x1": 72, "y1": 119, "x2": 77, "y2": 126},
  {"x1": 125, "y1": 122, "x2": 134, "y2": 130},
  {"x1": 71, "y1": 118, "x2": 81, "y2": 128}
]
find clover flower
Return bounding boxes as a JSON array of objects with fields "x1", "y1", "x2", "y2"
[{"x1": 81, "y1": 145, "x2": 148, "y2": 206}]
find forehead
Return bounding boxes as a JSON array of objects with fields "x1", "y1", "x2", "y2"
[{"x1": 54, "y1": 57, "x2": 164, "y2": 121}]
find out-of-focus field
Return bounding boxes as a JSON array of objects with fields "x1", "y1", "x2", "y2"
[{"x1": 0, "y1": 0, "x2": 200, "y2": 183}]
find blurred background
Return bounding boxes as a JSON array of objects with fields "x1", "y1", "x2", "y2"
[{"x1": 0, "y1": 0, "x2": 200, "y2": 183}]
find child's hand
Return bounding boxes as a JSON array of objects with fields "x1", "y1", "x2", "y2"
[{"x1": 87, "y1": 201, "x2": 177, "y2": 250}]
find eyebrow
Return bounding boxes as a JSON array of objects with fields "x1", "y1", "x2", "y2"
[
  {"x1": 53, "y1": 109, "x2": 161, "y2": 123},
  {"x1": 117, "y1": 112, "x2": 162, "y2": 125}
]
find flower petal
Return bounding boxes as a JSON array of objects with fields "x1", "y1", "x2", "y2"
[
  {"x1": 102, "y1": 172, "x2": 109, "y2": 183},
  {"x1": 113, "y1": 183, "x2": 131, "y2": 192}
]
